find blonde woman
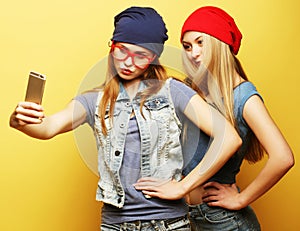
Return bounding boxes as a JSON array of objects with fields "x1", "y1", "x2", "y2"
[
  {"x1": 10, "y1": 6, "x2": 242, "y2": 231},
  {"x1": 134, "y1": 6, "x2": 294, "y2": 231}
]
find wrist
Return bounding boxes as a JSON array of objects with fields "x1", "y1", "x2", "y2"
[
  {"x1": 179, "y1": 178, "x2": 193, "y2": 196},
  {"x1": 236, "y1": 192, "x2": 249, "y2": 209}
]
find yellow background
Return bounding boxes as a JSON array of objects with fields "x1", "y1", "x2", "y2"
[{"x1": 1, "y1": 0, "x2": 299, "y2": 230}]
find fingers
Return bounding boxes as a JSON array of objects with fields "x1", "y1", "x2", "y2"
[
  {"x1": 17, "y1": 101, "x2": 44, "y2": 111},
  {"x1": 136, "y1": 177, "x2": 159, "y2": 183},
  {"x1": 202, "y1": 183, "x2": 221, "y2": 200},
  {"x1": 16, "y1": 102, "x2": 44, "y2": 115},
  {"x1": 133, "y1": 178, "x2": 168, "y2": 194},
  {"x1": 133, "y1": 184, "x2": 160, "y2": 198},
  {"x1": 135, "y1": 177, "x2": 169, "y2": 187},
  {"x1": 133, "y1": 182, "x2": 158, "y2": 191},
  {"x1": 141, "y1": 190, "x2": 159, "y2": 198},
  {"x1": 202, "y1": 189, "x2": 217, "y2": 201},
  {"x1": 232, "y1": 183, "x2": 238, "y2": 190},
  {"x1": 203, "y1": 195, "x2": 219, "y2": 202},
  {"x1": 136, "y1": 177, "x2": 169, "y2": 184},
  {"x1": 13, "y1": 102, "x2": 45, "y2": 125},
  {"x1": 203, "y1": 181, "x2": 222, "y2": 189},
  {"x1": 15, "y1": 113, "x2": 43, "y2": 124},
  {"x1": 206, "y1": 200, "x2": 221, "y2": 207}
]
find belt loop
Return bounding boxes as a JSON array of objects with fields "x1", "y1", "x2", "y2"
[
  {"x1": 164, "y1": 215, "x2": 189, "y2": 230},
  {"x1": 196, "y1": 204, "x2": 205, "y2": 217},
  {"x1": 151, "y1": 220, "x2": 166, "y2": 231},
  {"x1": 136, "y1": 220, "x2": 141, "y2": 230}
]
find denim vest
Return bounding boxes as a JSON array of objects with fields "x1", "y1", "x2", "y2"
[{"x1": 94, "y1": 79, "x2": 183, "y2": 208}]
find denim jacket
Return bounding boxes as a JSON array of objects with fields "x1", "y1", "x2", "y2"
[{"x1": 94, "y1": 78, "x2": 183, "y2": 208}]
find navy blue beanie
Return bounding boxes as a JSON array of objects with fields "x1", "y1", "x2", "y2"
[{"x1": 111, "y1": 6, "x2": 168, "y2": 57}]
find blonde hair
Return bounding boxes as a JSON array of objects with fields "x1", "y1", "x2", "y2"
[
  {"x1": 99, "y1": 51, "x2": 168, "y2": 135},
  {"x1": 182, "y1": 34, "x2": 264, "y2": 163}
]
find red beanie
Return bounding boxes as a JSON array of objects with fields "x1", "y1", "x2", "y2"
[{"x1": 181, "y1": 6, "x2": 242, "y2": 55}]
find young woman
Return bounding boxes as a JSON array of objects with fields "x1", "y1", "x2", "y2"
[
  {"x1": 9, "y1": 6, "x2": 241, "y2": 231},
  {"x1": 134, "y1": 6, "x2": 294, "y2": 231}
]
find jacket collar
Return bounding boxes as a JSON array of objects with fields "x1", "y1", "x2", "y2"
[{"x1": 116, "y1": 80, "x2": 147, "y2": 101}]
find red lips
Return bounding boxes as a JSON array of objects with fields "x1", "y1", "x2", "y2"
[{"x1": 121, "y1": 68, "x2": 133, "y2": 75}]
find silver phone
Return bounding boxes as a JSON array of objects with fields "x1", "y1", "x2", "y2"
[{"x1": 25, "y1": 71, "x2": 46, "y2": 104}]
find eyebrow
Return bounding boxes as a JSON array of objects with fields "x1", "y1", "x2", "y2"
[
  {"x1": 182, "y1": 35, "x2": 203, "y2": 43},
  {"x1": 195, "y1": 35, "x2": 203, "y2": 41},
  {"x1": 119, "y1": 44, "x2": 151, "y2": 55},
  {"x1": 135, "y1": 51, "x2": 150, "y2": 55}
]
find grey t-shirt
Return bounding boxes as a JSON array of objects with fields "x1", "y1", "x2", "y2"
[{"x1": 75, "y1": 79, "x2": 196, "y2": 223}]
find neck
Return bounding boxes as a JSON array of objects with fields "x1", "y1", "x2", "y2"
[
  {"x1": 122, "y1": 78, "x2": 141, "y2": 100},
  {"x1": 233, "y1": 72, "x2": 245, "y2": 88}
]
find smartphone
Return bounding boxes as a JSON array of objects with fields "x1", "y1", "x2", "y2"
[{"x1": 25, "y1": 71, "x2": 46, "y2": 104}]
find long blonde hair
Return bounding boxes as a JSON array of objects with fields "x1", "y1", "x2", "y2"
[
  {"x1": 182, "y1": 34, "x2": 264, "y2": 163},
  {"x1": 99, "y1": 49, "x2": 168, "y2": 135}
]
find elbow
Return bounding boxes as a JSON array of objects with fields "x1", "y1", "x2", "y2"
[
  {"x1": 231, "y1": 130, "x2": 242, "y2": 152},
  {"x1": 234, "y1": 135, "x2": 242, "y2": 153},
  {"x1": 281, "y1": 145, "x2": 295, "y2": 171},
  {"x1": 284, "y1": 150, "x2": 295, "y2": 171},
  {"x1": 229, "y1": 123, "x2": 242, "y2": 150},
  {"x1": 24, "y1": 132, "x2": 54, "y2": 140},
  {"x1": 276, "y1": 149, "x2": 295, "y2": 173},
  {"x1": 25, "y1": 127, "x2": 56, "y2": 140},
  {"x1": 38, "y1": 134, "x2": 54, "y2": 140},
  {"x1": 236, "y1": 135, "x2": 242, "y2": 149},
  {"x1": 36, "y1": 130, "x2": 57, "y2": 140},
  {"x1": 222, "y1": 124, "x2": 242, "y2": 155},
  {"x1": 223, "y1": 123, "x2": 242, "y2": 151},
  {"x1": 223, "y1": 129, "x2": 242, "y2": 158}
]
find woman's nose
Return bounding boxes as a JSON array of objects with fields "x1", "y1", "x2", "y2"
[
  {"x1": 124, "y1": 56, "x2": 134, "y2": 67},
  {"x1": 191, "y1": 46, "x2": 201, "y2": 59}
]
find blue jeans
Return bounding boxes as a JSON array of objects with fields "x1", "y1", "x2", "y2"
[
  {"x1": 188, "y1": 203, "x2": 260, "y2": 231},
  {"x1": 100, "y1": 215, "x2": 191, "y2": 230}
]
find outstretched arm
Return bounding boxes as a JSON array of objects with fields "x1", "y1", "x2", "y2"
[
  {"x1": 202, "y1": 95, "x2": 294, "y2": 210},
  {"x1": 10, "y1": 100, "x2": 87, "y2": 140},
  {"x1": 134, "y1": 94, "x2": 242, "y2": 199}
]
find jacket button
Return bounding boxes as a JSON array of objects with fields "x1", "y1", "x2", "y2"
[{"x1": 115, "y1": 150, "x2": 121, "y2": 156}]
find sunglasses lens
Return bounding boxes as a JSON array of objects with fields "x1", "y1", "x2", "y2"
[
  {"x1": 112, "y1": 45, "x2": 153, "y2": 69},
  {"x1": 112, "y1": 46, "x2": 127, "y2": 60}
]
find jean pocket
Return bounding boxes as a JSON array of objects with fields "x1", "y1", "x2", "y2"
[{"x1": 203, "y1": 207, "x2": 236, "y2": 224}]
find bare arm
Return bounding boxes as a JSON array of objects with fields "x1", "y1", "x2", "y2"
[
  {"x1": 233, "y1": 96, "x2": 293, "y2": 208},
  {"x1": 203, "y1": 95, "x2": 294, "y2": 209},
  {"x1": 10, "y1": 100, "x2": 87, "y2": 140}
]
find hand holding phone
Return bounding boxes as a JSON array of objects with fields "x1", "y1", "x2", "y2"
[{"x1": 25, "y1": 71, "x2": 46, "y2": 104}]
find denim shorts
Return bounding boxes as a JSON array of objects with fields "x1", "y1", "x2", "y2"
[
  {"x1": 188, "y1": 203, "x2": 261, "y2": 231},
  {"x1": 100, "y1": 215, "x2": 191, "y2": 230}
]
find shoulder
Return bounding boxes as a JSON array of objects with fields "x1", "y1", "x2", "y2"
[
  {"x1": 74, "y1": 90, "x2": 101, "y2": 115},
  {"x1": 234, "y1": 81, "x2": 257, "y2": 93},
  {"x1": 234, "y1": 81, "x2": 264, "y2": 125},
  {"x1": 169, "y1": 77, "x2": 183, "y2": 85},
  {"x1": 234, "y1": 81, "x2": 263, "y2": 106},
  {"x1": 73, "y1": 91, "x2": 101, "y2": 127},
  {"x1": 169, "y1": 78, "x2": 196, "y2": 94},
  {"x1": 168, "y1": 77, "x2": 197, "y2": 113},
  {"x1": 75, "y1": 91, "x2": 99, "y2": 104}
]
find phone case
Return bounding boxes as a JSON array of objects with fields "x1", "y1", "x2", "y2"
[{"x1": 25, "y1": 71, "x2": 46, "y2": 104}]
